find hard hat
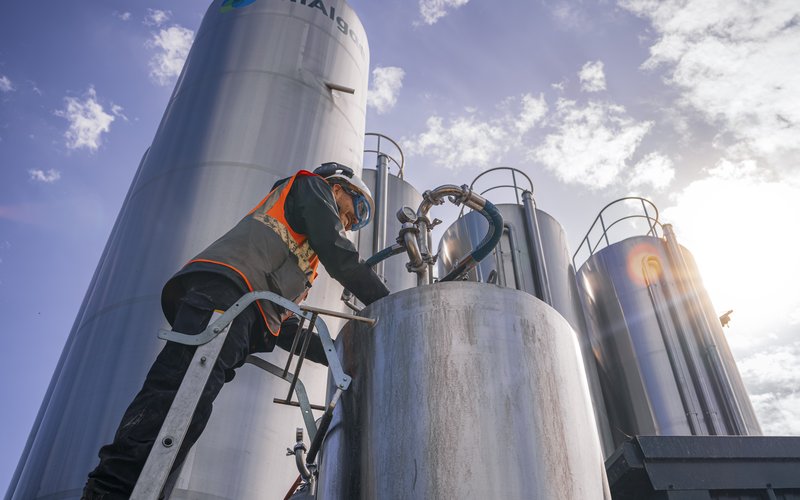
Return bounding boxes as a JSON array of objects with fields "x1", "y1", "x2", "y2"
[{"x1": 314, "y1": 162, "x2": 375, "y2": 231}]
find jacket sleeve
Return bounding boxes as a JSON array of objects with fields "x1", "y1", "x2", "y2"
[{"x1": 285, "y1": 175, "x2": 389, "y2": 305}]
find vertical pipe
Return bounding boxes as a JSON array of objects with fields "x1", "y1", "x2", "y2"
[
  {"x1": 372, "y1": 154, "x2": 390, "y2": 278},
  {"x1": 643, "y1": 257, "x2": 705, "y2": 434},
  {"x1": 521, "y1": 191, "x2": 552, "y2": 305},
  {"x1": 662, "y1": 224, "x2": 748, "y2": 435}
]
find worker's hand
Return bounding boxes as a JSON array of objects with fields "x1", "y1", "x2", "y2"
[{"x1": 280, "y1": 288, "x2": 311, "y2": 321}]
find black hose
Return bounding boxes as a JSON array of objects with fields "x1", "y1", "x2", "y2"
[
  {"x1": 364, "y1": 242, "x2": 405, "y2": 267},
  {"x1": 440, "y1": 201, "x2": 504, "y2": 282},
  {"x1": 306, "y1": 406, "x2": 334, "y2": 465}
]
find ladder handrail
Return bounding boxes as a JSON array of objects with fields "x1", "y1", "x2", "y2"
[{"x1": 133, "y1": 292, "x2": 373, "y2": 499}]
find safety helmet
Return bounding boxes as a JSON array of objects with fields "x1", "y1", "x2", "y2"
[{"x1": 314, "y1": 162, "x2": 375, "y2": 231}]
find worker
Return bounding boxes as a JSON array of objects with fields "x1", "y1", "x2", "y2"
[{"x1": 81, "y1": 162, "x2": 389, "y2": 499}]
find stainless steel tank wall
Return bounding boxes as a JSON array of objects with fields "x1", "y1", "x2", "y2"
[
  {"x1": 8, "y1": 1, "x2": 369, "y2": 499},
  {"x1": 355, "y1": 169, "x2": 421, "y2": 293},
  {"x1": 438, "y1": 206, "x2": 583, "y2": 331},
  {"x1": 317, "y1": 283, "x2": 611, "y2": 500},
  {"x1": 576, "y1": 235, "x2": 761, "y2": 451},
  {"x1": 437, "y1": 205, "x2": 615, "y2": 455}
]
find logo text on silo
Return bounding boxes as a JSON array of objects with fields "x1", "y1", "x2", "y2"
[
  {"x1": 219, "y1": 0, "x2": 366, "y2": 59},
  {"x1": 284, "y1": 0, "x2": 366, "y2": 59}
]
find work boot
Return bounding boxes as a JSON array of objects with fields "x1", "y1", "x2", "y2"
[{"x1": 80, "y1": 479, "x2": 128, "y2": 500}]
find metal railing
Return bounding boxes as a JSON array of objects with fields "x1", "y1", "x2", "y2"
[
  {"x1": 458, "y1": 166, "x2": 534, "y2": 217},
  {"x1": 364, "y1": 132, "x2": 405, "y2": 179},
  {"x1": 572, "y1": 197, "x2": 663, "y2": 268}
]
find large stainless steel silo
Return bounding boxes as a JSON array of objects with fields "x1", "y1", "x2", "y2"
[
  {"x1": 436, "y1": 168, "x2": 614, "y2": 455},
  {"x1": 575, "y1": 200, "x2": 761, "y2": 452},
  {"x1": 7, "y1": 1, "x2": 370, "y2": 498},
  {"x1": 317, "y1": 282, "x2": 611, "y2": 499}
]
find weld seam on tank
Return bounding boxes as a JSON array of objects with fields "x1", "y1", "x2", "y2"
[
  {"x1": 166, "y1": 67, "x2": 366, "y2": 134},
  {"x1": 73, "y1": 295, "x2": 162, "y2": 333}
]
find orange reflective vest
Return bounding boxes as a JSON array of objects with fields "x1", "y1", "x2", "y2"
[
  {"x1": 184, "y1": 170, "x2": 322, "y2": 336},
  {"x1": 247, "y1": 171, "x2": 321, "y2": 284}
]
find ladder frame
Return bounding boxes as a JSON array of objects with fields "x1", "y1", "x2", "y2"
[{"x1": 131, "y1": 291, "x2": 360, "y2": 500}]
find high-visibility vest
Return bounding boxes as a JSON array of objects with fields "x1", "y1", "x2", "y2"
[
  {"x1": 247, "y1": 170, "x2": 321, "y2": 284},
  {"x1": 183, "y1": 170, "x2": 322, "y2": 336}
]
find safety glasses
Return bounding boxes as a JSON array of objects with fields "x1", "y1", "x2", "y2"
[{"x1": 344, "y1": 187, "x2": 371, "y2": 231}]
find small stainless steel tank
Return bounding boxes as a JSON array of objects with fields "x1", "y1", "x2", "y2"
[
  {"x1": 575, "y1": 199, "x2": 761, "y2": 451},
  {"x1": 317, "y1": 282, "x2": 611, "y2": 500},
  {"x1": 437, "y1": 168, "x2": 614, "y2": 456}
]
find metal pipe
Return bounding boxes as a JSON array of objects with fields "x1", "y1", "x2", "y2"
[
  {"x1": 399, "y1": 221, "x2": 425, "y2": 273},
  {"x1": 299, "y1": 305, "x2": 376, "y2": 325},
  {"x1": 373, "y1": 154, "x2": 390, "y2": 278},
  {"x1": 293, "y1": 429, "x2": 312, "y2": 482},
  {"x1": 521, "y1": 191, "x2": 552, "y2": 305},
  {"x1": 415, "y1": 217, "x2": 431, "y2": 285},
  {"x1": 663, "y1": 224, "x2": 748, "y2": 434},
  {"x1": 643, "y1": 256, "x2": 704, "y2": 434}
]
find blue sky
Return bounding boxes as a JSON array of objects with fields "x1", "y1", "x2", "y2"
[{"x1": 2, "y1": 0, "x2": 799, "y2": 492}]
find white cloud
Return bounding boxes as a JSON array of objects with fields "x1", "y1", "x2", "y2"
[
  {"x1": 530, "y1": 98, "x2": 653, "y2": 189},
  {"x1": 579, "y1": 60, "x2": 607, "y2": 92},
  {"x1": 515, "y1": 93, "x2": 548, "y2": 134},
  {"x1": 29, "y1": 169, "x2": 61, "y2": 183},
  {"x1": 145, "y1": 9, "x2": 171, "y2": 26},
  {"x1": 28, "y1": 80, "x2": 42, "y2": 96},
  {"x1": 662, "y1": 159, "x2": 800, "y2": 352},
  {"x1": 404, "y1": 115, "x2": 510, "y2": 169},
  {"x1": 111, "y1": 104, "x2": 128, "y2": 121},
  {"x1": 0, "y1": 75, "x2": 14, "y2": 92},
  {"x1": 419, "y1": 0, "x2": 470, "y2": 25},
  {"x1": 404, "y1": 94, "x2": 548, "y2": 168},
  {"x1": 549, "y1": 1, "x2": 592, "y2": 29},
  {"x1": 619, "y1": 0, "x2": 800, "y2": 168},
  {"x1": 55, "y1": 87, "x2": 115, "y2": 152},
  {"x1": 114, "y1": 11, "x2": 132, "y2": 21},
  {"x1": 739, "y1": 342, "x2": 800, "y2": 435},
  {"x1": 628, "y1": 152, "x2": 675, "y2": 190},
  {"x1": 147, "y1": 26, "x2": 195, "y2": 86},
  {"x1": 367, "y1": 66, "x2": 405, "y2": 114}
]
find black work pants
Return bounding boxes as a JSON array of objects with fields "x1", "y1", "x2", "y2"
[{"x1": 87, "y1": 276, "x2": 259, "y2": 497}]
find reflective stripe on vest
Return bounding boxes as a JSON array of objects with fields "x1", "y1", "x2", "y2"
[{"x1": 248, "y1": 170, "x2": 321, "y2": 284}]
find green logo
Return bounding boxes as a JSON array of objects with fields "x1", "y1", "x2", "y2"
[{"x1": 220, "y1": 0, "x2": 257, "y2": 13}]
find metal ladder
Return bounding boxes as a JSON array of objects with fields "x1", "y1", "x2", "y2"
[{"x1": 129, "y1": 290, "x2": 372, "y2": 500}]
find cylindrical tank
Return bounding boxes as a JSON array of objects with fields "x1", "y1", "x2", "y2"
[
  {"x1": 7, "y1": 1, "x2": 369, "y2": 498},
  {"x1": 317, "y1": 282, "x2": 610, "y2": 500},
  {"x1": 355, "y1": 168, "x2": 421, "y2": 293},
  {"x1": 576, "y1": 233, "x2": 761, "y2": 451},
  {"x1": 437, "y1": 205, "x2": 615, "y2": 456}
]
